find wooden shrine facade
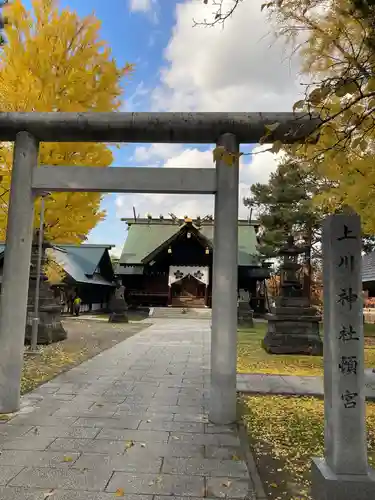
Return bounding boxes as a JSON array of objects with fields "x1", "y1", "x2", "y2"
[{"x1": 116, "y1": 216, "x2": 271, "y2": 312}]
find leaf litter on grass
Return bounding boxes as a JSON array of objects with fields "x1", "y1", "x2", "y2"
[
  {"x1": 20, "y1": 320, "x2": 146, "y2": 395},
  {"x1": 240, "y1": 394, "x2": 375, "y2": 499},
  {"x1": 237, "y1": 324, "x2": 375, "y2": 376}
]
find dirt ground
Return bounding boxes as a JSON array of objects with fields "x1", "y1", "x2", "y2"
[{"x1": 21, "y1": 318, "x2": 151, "y2": 395}]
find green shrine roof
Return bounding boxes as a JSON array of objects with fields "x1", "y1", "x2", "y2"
[
  {"x1": 49, "y1": 244, "x2": 115, "y2": 286},
  {"x1": 0, "y1": 242, "x2": 115, "y2": 287},
  {"x1": 118, "y1": 218, "x2": 260, "y2": 268}
]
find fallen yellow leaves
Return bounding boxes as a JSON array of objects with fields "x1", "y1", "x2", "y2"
[
  {"x1": 124, "y1": 440, "x2": 135, "y2": 450},
  {"x1": 237, "y1": 327, "x2": 323, "y2": 376},
  {"x1": 115, "y1": 488, "x2": 125, "y2": 497},
  {"x1": 237, "y1": 325, "x2": 375, "y2": 376},
  {"x1": 240, "y1": 394, "x2": 375, "y2": 499},
  {"x1": 62, "y1": 456, "x2": 74, "y2": 463},
  {"x1": 20, "y1": 321, "x2": 146, "y2": 396},
  {"x1": 21, "y1": 344, "x2": 88, "y2": 394}
]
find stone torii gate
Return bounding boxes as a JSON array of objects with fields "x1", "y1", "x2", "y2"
[{"x1": 0, "y1": 112, "x2": 318, "y2": 425}]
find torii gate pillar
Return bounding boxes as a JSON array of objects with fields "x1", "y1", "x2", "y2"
[{"x1": 210, "y1": 133, "x2": 239, "y2": 425}]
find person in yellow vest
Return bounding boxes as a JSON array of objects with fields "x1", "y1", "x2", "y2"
[{"x1": 73, "y1": 295, "x2": 82, "y2": 317}]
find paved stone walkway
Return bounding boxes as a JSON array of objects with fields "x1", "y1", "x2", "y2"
[
  {"x1": 0, "y1": 319, "x2": 256, "y2": 500},
  {"x1": 237, "y1": 369, "x2": 375, "y2": 400}
]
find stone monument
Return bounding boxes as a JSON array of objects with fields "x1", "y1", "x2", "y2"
[
  {"x1": 108, "y1": 280, "x2": 128, "y2": 323},
  {"x1": 262, "y1": 235, "x2": 323, "y2": 355},
  {"x1": 237, "y1": 289, "x2": 254, "y2": 327},
  {"x1": 25, "y1": 230, "x2": 67, "y2": 345},
  {"x1": 311, "y1": 212, "x2": 375, "y2": 499}
]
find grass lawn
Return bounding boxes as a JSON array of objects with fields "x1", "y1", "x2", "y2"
[
  {"x1": 237, "y1": 322, "x2": 375, "y2": 376},
  {"x1": 240, "y1": 395, "x2": 375, "y2": 500},
  {"x1": 238, "y1": 321, "x2": 375, "y2": 499}
]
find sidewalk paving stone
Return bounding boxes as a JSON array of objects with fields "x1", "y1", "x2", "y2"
[
  {"x1": 0, "y1": 319, "x2": 255, "y2": 499},
  {"x1": 105, "y1": 472, "x2": 205, "y2": 496},
  {"x1": 237, "y1": 369, "x2": 375, "y2": 399}
]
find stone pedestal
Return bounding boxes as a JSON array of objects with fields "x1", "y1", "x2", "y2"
[
  {"x1": 263, "y1": 296, "x2": 323, "y2": 355},
  {"x1": 25, "y1": 234, "x2": 66, "y2": 345},
  {"x1": 108, "y1": 298, "x2": 129, "y2": 323},
  {"x1": 263, "y1": 237, "x2": 323, "y2": 355},
  {"x1": 311, "y1": 213, "x2": 375, "y2": 499},
  {"x1": 311, "y1": 458, "x2": 375, "y2": 500}
]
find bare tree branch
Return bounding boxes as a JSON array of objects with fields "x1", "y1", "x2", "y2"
[{"x1": 193, "y1": 0, "x2": 243, "y2": 27}]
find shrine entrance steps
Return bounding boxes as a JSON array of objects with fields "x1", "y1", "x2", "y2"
[
  {"x1": 171, "y1": 297, "x2": 206, "y2": 308},
  {"x1": 150, "y1": 307, "x2": 212, "y2": 320}
]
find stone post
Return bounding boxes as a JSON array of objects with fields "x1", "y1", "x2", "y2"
[
  {"x1": 210, "y1": 133, "x2": 239, "y2": 425},
  {"x1": 0, "y1": 132, "x2": 38, "y2": 413},
  {"x1": 311, "y1": 213, "x2": 375, "y2": 499}
]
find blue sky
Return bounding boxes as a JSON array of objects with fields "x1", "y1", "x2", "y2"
[
  {"x1": 48, "y1": 0, "x2": 177, "y2": 252},
  {"x1": 21, "y1": 0, "x2": 181, "y2": 253},
  {"x1": 18, "y1": 0, "x2": 300, "y2": 256}
]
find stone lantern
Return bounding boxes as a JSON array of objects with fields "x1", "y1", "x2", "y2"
[
  {"x1": 25, "y1": 230, "x2": 67, "y2": 344},
  {"x1": 262, "y1": 235, "x2": 323, "y2": 355}
]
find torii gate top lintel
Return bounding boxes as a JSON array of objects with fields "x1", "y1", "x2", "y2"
[{"x1": 0, "y1": 111, "x2": 320, "y2": 143}]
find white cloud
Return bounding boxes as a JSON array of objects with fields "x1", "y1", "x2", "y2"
[
  {"x1": 115, "y1": 144, "x2": 282, "y2": 220},
  {"x1": 152, "y1": 0, "x2": 303, "y2": 112},
  {"x1": 129, "y1": 0, "x2": 152, "y2": 12},
  {"x1": 109, "y1": 246, "x2": 123, "y2": 259},
  {"x1": 114, "y1": 0, "x2": 297, "y2": 226},
  {"x1": 132, "y1": 143, "x2": 184, "y2": 163},
  {"x1": 122, "y1": 81, "x2": 150, "y2": 112},
  {"x1": 129, "y1": 0, "x2": 158, "y2": 23}
]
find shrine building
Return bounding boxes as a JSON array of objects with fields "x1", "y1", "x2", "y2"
[{"x1": 116, "y1": 215, "x2": 271, "y2": 313}]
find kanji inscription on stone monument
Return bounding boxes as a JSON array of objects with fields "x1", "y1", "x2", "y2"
[
  {"x1": 338, "y1": 254, "x2": 355, "y2": 271},
  {"x1": 338, "y1": 355, "x2": 358, "y2": 375},
  {"x1": 337, "y1": 224, "x2": 356, "y2": 241},
  {"x1": 338, "y1": 325, "x2": 359, "y2": 342},
  {"x1": 311, "y1": 212, "x2": 375, "y2": 500},
  {"x1": 337, "y1": 287, "x2": 358, "y2": 309},
  {"x1": 341, "y1": 390, "x2": 358, "y2": 409}
]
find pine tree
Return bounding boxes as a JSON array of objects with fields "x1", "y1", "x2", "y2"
[
  {"x1": 245, "y1": 158, "x2": 328, "y2": 298},
  {"x1": 247, "y1": 156, "x2": 375, "y2": 298},
  {"x1": 246, "y1": 159, "x2": 325, "y2": 257},
  {"x1": 0, "y1": 0, "x2": 133, "y2": 243}
]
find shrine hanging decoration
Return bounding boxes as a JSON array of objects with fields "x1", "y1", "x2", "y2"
[{"x1": 168, "y1": 266, "x2": 209, "y2": 286}]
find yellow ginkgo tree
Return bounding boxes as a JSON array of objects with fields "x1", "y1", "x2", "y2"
[
  {"x1": 205, "y1": 0, "x2": 375, "y2": 232},
  {"x1": 0, "y1": 0, "x2": 133, "y2": 244}
]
